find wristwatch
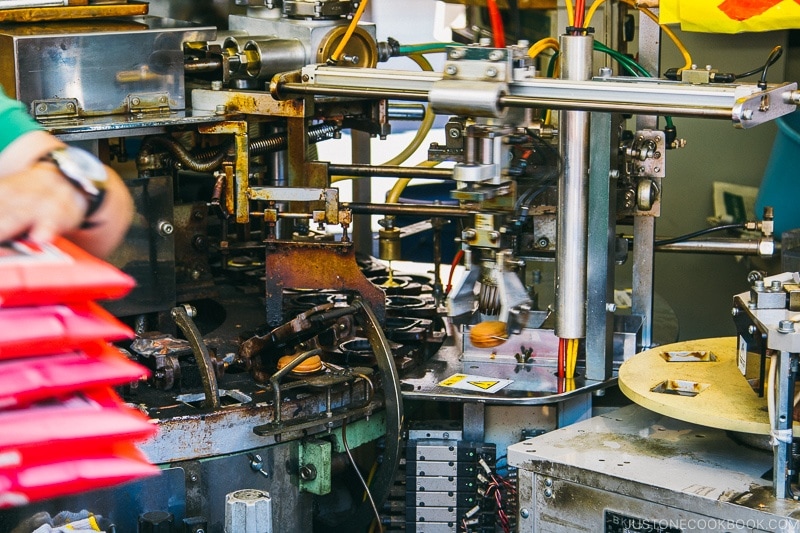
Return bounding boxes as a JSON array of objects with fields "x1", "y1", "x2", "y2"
[{"x1": 40, "y1": 146, "x2": 108, "y2": 219}]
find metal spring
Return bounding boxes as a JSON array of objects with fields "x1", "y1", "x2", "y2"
[{"x1": 478, "y1": 281, "x2": 501, "y2": 316}]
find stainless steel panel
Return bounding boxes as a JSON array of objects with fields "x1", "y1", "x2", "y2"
[
  {"x1": 0, "y1": 17, "x2": 215, "y2": 116},
  {"x1": 509, "y1": 405, "x2": 800, "y2": 532}
]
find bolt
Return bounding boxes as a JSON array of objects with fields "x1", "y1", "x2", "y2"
[
  {"x1": 732, "y1": 307, "x2": 740, "y2": 317},
  {"x1": 779, "y1": 320, "x2": 795, "y2": 333},
  {"x1": 748, "y1": 325, "x2": 757, "y2": 335},
  {"x1": 742, "y1": 109, "x2": 754, "y2": 120},
  {"x1": 36, "y1": 103, "x2": 47, "y2": 113},
  {"x1": 520, "y1": 509, "x2": 530, "y2": 519},
  {"x1": 544, "y1": 488, "x2": 553, "y2": 498},
  {"x1": 771, "y1": 280, "x2": 783, "y2": 291},
  {"x1": 445, "y1": 65, "x2": 458, "y2": 76},
  {"x1": 131, "y1": 97, "x2": 141, "y2": 106},
  {"x1": 449, "y1": 48, "x2": 464, "y2": 59},
  {"x1": 215, "y1": 104, "x2": 227, "y2": 115},
  {"x1": 537, "y1": 237, "x2": 549, "y2": 248},
  {"x1": 606, "y1": 303, "x2": 617, "y2": 312},
  {"x1": 488, "y1": 231, "x2": 500, "y2": 242},
  {"x1": 190, "y1": 474, "x2": 198, "y2": 482},
  {"x1": 159, "y1": 95, "x2": 168, "y2": 104},
  {"x1": 485, "y1": 67, "x2": 498, "y2": 78},
  {"x1": 211, "y1": 80, "x2": 223, "y2": 90},
  {"x1": 66, "y1": 103, "x2": 75, "y2": 111},
  {"x1": 158, "y1": 220, "x2": 174, "y2": 236},
  {"x1": 544, "y1": 478, "x2": 553, "y2": 487},
  {"x1": 599, "y1": 66, "x2": 613, "y2": 78},
  {"x1": 464, "y1": 229, "x2": 477, "y2": 240},
  {"x1": 653, "y1": 166, "x2": 661, "y2": 173},
  {"x1": 449, "y1": 128, "x2": 461, "y2": 138},
  {"x1": 299, "y1": 464, "x2": 317, "y2": 481},
  {"x1": 488, "y1": 50, "x2": 503, "y2": 61}
]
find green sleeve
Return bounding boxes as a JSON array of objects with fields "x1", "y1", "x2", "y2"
[{"x1": 0, "y1": 90, "x2": 42, "y2": 153}]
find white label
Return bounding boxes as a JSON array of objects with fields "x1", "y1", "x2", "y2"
[
  {"x1": 438, "y1": 373, "x2": 512, "y2": 394},
  {"x1": 738, "y1": 335, "x2": 747, "y2": 375}
]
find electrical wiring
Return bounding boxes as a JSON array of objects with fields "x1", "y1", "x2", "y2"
[
  {"x1": 566, "y1": 338, "x2": 578, "y2": 378},
  {"x1": 329, "y1": 0, "x2": 370, "y2": 63},
  {"x1": 445, "y1": 249, "x2": 465, "y2": 296},
  {"x1": 397, "y1": 42, "x2": 464, "y2": 55},
  {"x1": 385, "y1": 160, "x2": 440, "y2": 203},
  {"x1": 618, "y1": 0, "x2": 693, "y2": 72},
  {"x1": 487, "y1": 0, "x2": 506, "y2": 48},
  {"x1": 654, "y1": 223, "x2": 745, "y2": 247},
  {"x1": 574, "y1": 0, "x2": 586, "y2": 29},
  {"x1": 557, "y1": 338, "x2": 566, "y2": 379},
  {"x1": 759, "y1": 45, "x2": 784, "y2": 89},
  {"x1": 584, "y1": 0, "x2": 608, "y2": 28},
  {"x1": 527, "y1": 37, "x2": 559, "y2": 61},
  {"x1": 331, "y1": 53, "x2": 436, "y2": 186},
  {"x1": 564, "y1": 0, "x2": 575, "y2": 27},
  {"x1": 342, "y1": 418, "x2": 384, "y2": 533},
  {"x1": 736, "y1": 45, "x2": 783, "y2": 80}
]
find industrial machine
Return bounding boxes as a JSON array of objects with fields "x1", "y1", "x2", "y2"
[{"x1": 0, "y1": 1, "x2": 797, "y2": 532}]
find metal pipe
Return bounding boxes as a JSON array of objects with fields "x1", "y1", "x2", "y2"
[
  {"x1": 184, "y1": 57, "x2": 223, "y2": 73},
  {"x1": 555, "y1": 34, "x2": 593, "y2": 339},
  {"x1": 343, "y1": 202, "x2": 472, "y2": 218},
  {"x1": 655, "y1": 239, "x2": 770, "y2": 255},
  {"x1": 387, "y1": 103, "x2": 426, "y2": 121},
  {"x1": 499, "y1": 95, "x2": 732, "y2": 119},
  {"x1": 327, "y1": 164, "x2": 453, "y2": 179}
]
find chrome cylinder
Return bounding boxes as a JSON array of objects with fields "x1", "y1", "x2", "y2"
[
  {"x1": 555, "y1": 34, "x2": 593, "y2": 339},
  {"x1": 244, "y1": 38, "x2": 306, "y2": 80}
]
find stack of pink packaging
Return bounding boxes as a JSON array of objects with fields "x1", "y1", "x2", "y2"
[{"x1": 0, "y1": 238, "x2": 158, "y2": 508}]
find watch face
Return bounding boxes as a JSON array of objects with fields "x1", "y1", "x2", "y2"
[{"x1": 50, "y1": 146, "x2": 108, "y2": 195}]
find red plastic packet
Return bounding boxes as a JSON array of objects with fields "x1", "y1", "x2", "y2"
[
  {"x1": 0, "y1": 302, "x2": 133, "y2": 359},
  {"x1": 0, "y1": 342, "x2": 148, "y2": 409},
  {"x1": 0, "y1": 442, "x2": 159, "y2": 508},
  {"x1": 0, "y1": 387, "x2": 156, "y2": 457},
  {"x1": 0, "y1": 238, "x2": 135, "y2": 307}
]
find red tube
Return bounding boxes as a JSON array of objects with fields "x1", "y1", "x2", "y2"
[{"x1": 487, "y1": 0, "x2": 506, "y2": 48}]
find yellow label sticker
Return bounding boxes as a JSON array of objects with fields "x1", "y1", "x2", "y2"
[
  {"x1": 467, "y1": 380, "x2": 500, "y2": 390},
  {"x1": 439, "y1": 374, "x2": 466, "y2": 386}
]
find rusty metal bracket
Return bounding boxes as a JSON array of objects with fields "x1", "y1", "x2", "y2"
[
  {"x1": 171, "y1": 304, "x2": 221, "y2": 409},
  {"x1": 264, "y1": 240, "x2": 385, "y2": 326}
]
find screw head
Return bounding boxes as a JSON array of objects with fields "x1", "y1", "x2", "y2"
[
  {"x1": 445, "y1": 65, "x2": 458, "y2": 76},
  {"x1": 544, "y1": 487, "x2": 553, "y2": 498},
  {"x1": 485, "y1": 67, "x2": 498, "y2": 78},
  {"x1": 520, "y1": 508, "x2": 530, "y2": 519}
]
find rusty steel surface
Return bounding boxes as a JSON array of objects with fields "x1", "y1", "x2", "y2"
[{"x1": 265, "y1": 241, "x2": 386, "y2": 327}]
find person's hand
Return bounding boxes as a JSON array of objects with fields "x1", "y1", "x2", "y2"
[
  {"x1": 0, "y1": 131, "x2": 133, "y2": 258},
  {"x1": 0, "y1": 161, "x2": 89, "y2": 244}
]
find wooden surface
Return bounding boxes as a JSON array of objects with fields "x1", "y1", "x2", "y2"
[
  {"x1": 619, "y1": 336, "x2": 798, "y2": 436},
  {"x1": 0, "y1": 1, "x2": 147, "y2": 22}
]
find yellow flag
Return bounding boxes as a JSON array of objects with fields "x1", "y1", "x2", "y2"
[{"x1": 660, "y1": 0, "x2": 800, "y2": 33}]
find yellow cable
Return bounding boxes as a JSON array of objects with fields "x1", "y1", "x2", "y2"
[
  {"x1": 331, "y1": 54, "x2": 436, "y2": 185},
  {"x1": 386, "y1": 160, "x2": 440, "y2": 204},
  {"x1": 619, "y1": 0, "x2": 693, "y2": 72},
  {"x1": 584, "y1": 0, "x2": 609, "y2": 28},
  {"x1": 330, "y1": 0, "x2": 370, "y2": 63},
  {"x1": 527, "y1": 37, "x2": 559, "y2": 60},
  {"x1": 564, "y1": 0, "x2": 575, "y2": 27}
]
